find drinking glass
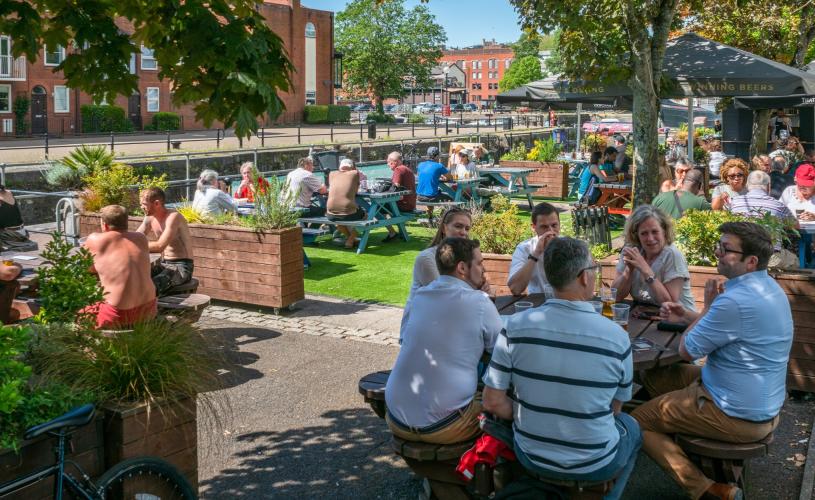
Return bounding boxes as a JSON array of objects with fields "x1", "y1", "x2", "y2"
[
  {"x1": 590, "y1": 301, "x2": 603, "y2": 314},
  {"x1": 611, "y1": 303, "x2": 631, "y2": 328},
  {"x1": 601, "y1": 287, "x2": 617, "y2": 318},
  {"x1": 515, "y1": 301, "x2": 534, "y2": 313}
]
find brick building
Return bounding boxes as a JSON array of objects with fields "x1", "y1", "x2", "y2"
[
  {"x1": 440, "y1": 39, "x2": 514, "y2": 109},
  {"x1": 0, "y1": 0, "x2": 334, "y2": 135}
]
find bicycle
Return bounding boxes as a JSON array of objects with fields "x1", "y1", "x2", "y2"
[{"x1": 0, "y1": 403, "x2": 196, "y2": 499}]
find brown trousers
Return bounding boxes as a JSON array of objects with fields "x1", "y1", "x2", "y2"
[
  {"x1": 386, "y1": 393, "x2": 482, "y2": 445},
  {"x1": 631, "y1": 364, "x2": 778, "y2": 499}
]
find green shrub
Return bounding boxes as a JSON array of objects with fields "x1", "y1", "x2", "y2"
[
  {"x1": 526, "y1": 138, "x2": 561, "y2": 162},
  {"x1": 34, "y1": 233, "x2": 104, "y2": 327},
  {"x1": 469, "y1": 196, "x2": 528, "y2": 254},
  {"x1": 13, "y1": 97, "x2": 29, "y2": 135},
  {"x1": 327, "y1": 105, "x2": 351, "y2": 123},
  {"x1": 407, "y1": 113, "x2": 426, "y2": 124},
  {"x1": 239, "y1": 175, "x2": 299, "y2": 231},
  {"x1": 151, "y1": 112, "x2": 180, "y2": 131},
  {"x1": 500, "y1": 142, "x2": 528, "y2": 161},
  {"x1": 45, "y1": 145, "x2": 115, "y2": 190},
  {"x1": 80, "y1": 104, "x2": 134, "y2": 133},
  {"x1": 304, "y1": 105, "x2": 329, "y2": 123},
  {"x1": 81, "y1": 163, "x2": 168, "y2": 213},
  {"x1": 365, "y1": 112, "x2": 396, "y2": 124}
]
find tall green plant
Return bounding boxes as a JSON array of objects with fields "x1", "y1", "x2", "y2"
[
  {"x1": 469, "y1": 196, "x2": 528, "y2": 254},
  {"x1": 81, "y1": 163, "x2": 168, "y2": 213},
  {"x1": 500, "y1": 142, "x2": 528, "y2": 161},
  {"x1": 46, "y1": 145, "x2": 117, "y2": 190},
  {"x1": 34, "y1": 234, "x2": 105, "y2": 327},
  {"x1": 526, "y1": 138, "x2": 562, "y2": 162},
  {"x1": 13, "y1": 97, "x2": 29, "y2": 135},
  {"x1": 241, "y1": 175, "x2": 299, "y2": 231}
]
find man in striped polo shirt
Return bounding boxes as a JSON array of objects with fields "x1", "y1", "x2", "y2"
[{"x1": 483, "y1": 237, "x2": 639, "y2": 500}]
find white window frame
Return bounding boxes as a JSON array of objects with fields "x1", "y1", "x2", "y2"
[
  {"x1": 471, "y1": 72, "x2": 476, "y2": 80},
  {"x1": 505, "y1": 59, "x2": 511, "y2": 69},
  {"x1": 0, "y1": 84, "x2": 10, "y2": 113},
  {"x1": 141, "y1": 46, "x2": 157, "y2": 70},
  {"x1": 44, "y1": 44, "x2": 65, "y2": 66},
  {"x1": 53, "y1": 85, "x2": 69, "y2": 113},
  {"x1": 478, "y1": 72, "x2": 482, "y2": 79},
  {"x1": 146, "y1": 87, "x2": 160, "y2": 112},
  {"x1": 129, "y1": 53, "x2": 137, "y2": 74}
]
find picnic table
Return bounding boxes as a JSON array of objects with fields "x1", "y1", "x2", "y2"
[
  {"x1": 299, "y1": 190, "x2": 416, "y2": 254},
  {"x1": 494, "y1": 293, "x2": 682, "y2": 371},
  {"x1": 594, "y1": 181, "x2": 632, "y2": 215},
  {"x1": 439, "y1": 177, "x2": 484, "y2": 204},
  {"x1": 477, "y1": 167, "x2": 540, "y2": 209},
  {"x1": 799, "y1": 222, "x2": 815, "y2": 269}
]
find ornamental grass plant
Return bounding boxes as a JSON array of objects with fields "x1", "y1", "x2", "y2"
[{"x1": 468, "y1": 196, "x2": 528, "y2": 255}]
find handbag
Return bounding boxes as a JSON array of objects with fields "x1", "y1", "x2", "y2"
[{"x1": 371, "y1": 179, "x2": 394, "y2": 193}]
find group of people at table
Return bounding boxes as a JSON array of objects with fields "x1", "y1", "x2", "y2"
[{"x1": 386, "y1": 200, "x2": 792, "y2": 500}]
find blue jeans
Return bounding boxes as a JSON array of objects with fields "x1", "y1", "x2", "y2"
[{"x1": 516, "y1": 413, "x2": 642, "y2": 500}]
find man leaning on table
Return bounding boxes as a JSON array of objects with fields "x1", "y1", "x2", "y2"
[
  {"x1": 632, "y1": 221, "x2": 793, "y2": 500},
  {"x1": 507, "y1": 202, "x2": 560, "y2": 295},
  {"x1": 385, "y1": 237, "x2": 502, "y2": 444},
  {"x1": 483, "y1": 237, "x2": 639, "y2": 500}
]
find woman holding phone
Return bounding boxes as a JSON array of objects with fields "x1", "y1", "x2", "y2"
[{"x1": 611, "y1": 205, "x2": 696, "y2": 311}]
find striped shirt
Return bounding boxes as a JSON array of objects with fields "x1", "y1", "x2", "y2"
[
  {"x1": 730, "y1": 189, "x2": 794, "y2": 219},
  {"x1": 483, "y1": 299, "x2": 633, "y2": 474}
]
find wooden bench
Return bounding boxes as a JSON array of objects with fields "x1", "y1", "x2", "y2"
[
  {"x1": 358, "y1": 370, "x2": 389, "y2": 418},
  {"x1": 162, "y1": 278, "x2": 199, "y2": 296},
  {"x1": 675, "y1": 433, "x2": 773, "y2": 493},
  {"x1": 157, "y1": 293, "x2": 211, "y2": 323},
  {"x1": 301, "y1": 227, "x2": 328, "y2": 269},
  {"x1": 391, "y1": 436, "x2": 475, "y2": 500},
  {"x1": 299, "y1": 213, "x2": 416, "y2": 254}
]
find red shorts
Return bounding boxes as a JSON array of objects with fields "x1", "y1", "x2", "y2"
[{"x1": 84, "y1": 299, "x2": 157, "y2": 329}]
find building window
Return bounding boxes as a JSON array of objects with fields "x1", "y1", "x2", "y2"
[
  {"x1": 129, "y1": 53, "x2": 137, "y2": 74},
  {"x1": 305, "y1": 22, "x2": 316, "y2": 38},
  {"x1": 0, "y1": 84, "x2": 10, "y2": 113},
  {"x1": 489, "y1": 59, "x2": 496, "y2": 69},
  {"x1": 44, "y1": 45, "x2": 65, "y2": 66},
  {"x1": 457, "y1": 59, "x2": 464, "y2": 69},
  {"x1": 146, "y1": 87, "x2": 160, "y2": 112},
  {"x1": 477, "y1": 72, "x2": 482, "y2": 79},
  {"x1": 471, "y1": 72, "x2": 476, "y2": 80},
  {"x1": 141, "y1": 46, "x2": 157, "y2": 70},
  {"x1": 505, "y1": 59, "x2": 512, "y2": 68},
  {"x1": 54, "y1": 85, "x2": 69, "y2": 112}
]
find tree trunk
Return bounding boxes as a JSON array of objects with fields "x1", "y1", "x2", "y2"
[
  {"x1": 749, "y1": 109, "x2": 770, "y2": 157},
  {"x1": 630, "y1": 87, "x2": 661, "y2": 207},
  {"x1": 375, "y1": 94, "x2": 384, "y2": 114},
  {"x1": 792, "y1": 5, "x2": 815, "y2": 68}
]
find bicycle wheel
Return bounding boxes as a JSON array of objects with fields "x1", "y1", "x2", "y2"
[{"x1": 96, "y1": 456, "x2": 196, "y2": 500}]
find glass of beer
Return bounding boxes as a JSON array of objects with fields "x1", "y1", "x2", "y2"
[
  {"x1": 2, "y1": 260, "x2": 13, "y2": 266},
  {"x1": 601, "y1": 287, "x2": 617, "y2": 319},
  {"x1": 617, "y1": 172, "x2": 625, "y2": 182},
  {"x1": 611, "y1": 303, "x2": 631, "y2": 330}
]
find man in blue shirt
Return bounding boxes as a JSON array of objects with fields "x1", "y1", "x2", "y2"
[
  {"x1": 416, "y1": 146, "x2": 451, "y2": 202},
  {"x1": 633, "y1": 222, "x2": 793, "y2": 500}
]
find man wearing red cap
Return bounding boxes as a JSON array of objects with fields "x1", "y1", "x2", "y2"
[{"x1": 780, "y1": 163, "x2": 815, "y2": 220}]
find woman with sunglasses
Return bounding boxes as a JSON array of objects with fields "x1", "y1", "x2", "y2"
[
  {"x1": 712, "y1": 159, "x2": 749, "y2": 210},
  {"x1": 660, "y1": 157, "x2": 692, "y2": 192},
  {"x1": 406, "y1": 207, "x2": 486, "y2": 302}
]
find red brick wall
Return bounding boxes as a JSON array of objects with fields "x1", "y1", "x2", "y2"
[{"x1": 440, "y1": 45, "x2": 514, "y2": 106}]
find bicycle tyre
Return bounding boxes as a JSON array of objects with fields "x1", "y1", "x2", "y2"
[{"x1": 96, "y1": 456, "x2": 196, "y2": 500}]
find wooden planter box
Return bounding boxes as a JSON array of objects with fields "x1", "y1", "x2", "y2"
[
  {"x1": 499, "y1": 160, "x2": 569, "y2": 199},
  {"x1": 79, "y1": 213, "x2": 305, "y2": 309},
  {"x1": 600, "y1": 256, "x2": 815, "y2": 393},
  {"x1": 0, "y1": 417, "x2": 104, "y2": 499},
  {"x1": 102, "y1": 398, "x2": 198, "y2": 492},
  {"x1": 483, "y1": 253, "x2": 513, "y2": 297}
]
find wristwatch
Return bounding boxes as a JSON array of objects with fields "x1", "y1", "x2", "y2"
[
  {"x1": 645, "y1": 274, "x2": 656, "y2": 284},
  {"x1": 527, "y1": 254, "x2": 539, "y2": 262}
]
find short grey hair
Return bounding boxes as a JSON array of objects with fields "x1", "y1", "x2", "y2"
[
  {"x1": 746, "y1": 170, "x2": 770, "y2": 190},
  {"x1": 297, "y1": 157, "x2": 313, "y2": 169},
  {"x1": 771, "y1": 156, "x2": 786, "y2": 172},
  {"x1": 543, "y1": 237, "x2": 592, "y2": 290},
  {"x1": 339, "y1": 158, "x2": 355, "y2": 170},
  {"x1": 675, "y1": 157, "x2": 691, "y2": 169},
  {"x1": 388, "y1": 151, "x2": 402, "y2": 162},
  {"x1": 197, "y1": 169, "x2": 219, "y2": 192}
]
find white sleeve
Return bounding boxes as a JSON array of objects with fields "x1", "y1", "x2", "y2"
[{"x1": 508, "y1": 241, "x2": 528, "y2": 285}]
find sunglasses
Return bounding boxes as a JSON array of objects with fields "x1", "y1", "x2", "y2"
[{"x1": 727, "y1": 173, "x2": 745, "y2": 179}]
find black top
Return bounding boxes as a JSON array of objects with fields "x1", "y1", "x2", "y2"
[
  {"x1": 0, "y1": 200, "x2": 23, "y2": 228},
  {"x1": 769, "y1": 171, "x2": 794, "y2": 200}
]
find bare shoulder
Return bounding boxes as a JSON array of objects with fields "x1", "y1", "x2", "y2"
[{"x1": 167, "y1": 210, "x2": 189, "y2": 227}]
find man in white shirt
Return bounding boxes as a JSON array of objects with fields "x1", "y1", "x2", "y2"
[
  {"x1": 508, "y1": 202, "x2": 561, "y2": 295},
  {"x1": 385, "y1": 237, "x2": 502, "y2": 444},
  {"x1": 284, "y1": 157, "x2": 327, "y2": 217}
]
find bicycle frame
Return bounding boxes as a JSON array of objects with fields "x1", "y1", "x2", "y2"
[{"x1": 0, "y1": 431, "x2": 98, "y2": 500}]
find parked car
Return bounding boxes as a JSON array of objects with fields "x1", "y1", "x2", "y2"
[
  {"x1": 384, "y1": 104, "x2": 397, "y2": 113},
  {"x1": 582, "y1": 117, "x2": 633, "y2": 135},
  {"x1": 450, "y1": 103, "x2": 465, "y2": 112},
  {"x1": 463, "y1": 103, "x2": 478, "y2": 112},
  {"x1": 430, "y1": 104, "x2": 443, "y2": 113}
]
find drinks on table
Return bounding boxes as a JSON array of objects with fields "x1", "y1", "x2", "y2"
[
  {"x1": 601, "y1": 287, "x2": 617, "y2": 319},
  {"x1": 611, "y1": 303, "x2": 631, "y2": 330}
]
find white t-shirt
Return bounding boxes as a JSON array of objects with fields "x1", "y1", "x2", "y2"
[
  {"x1": 509, "y1": 236, "x2": 550, "y2": 294},
  {"x1": 780, "y1": 185, "x2": 815, "y2": 214},
  {"x1": 708, "y1": 152, "x2": 727, "y2": 177},
  {"x1": 285, "y1": 168, "x2": 323, "y2": 208},
  {"x1": 455, "y1": 161, "x2": 478, "y2": 179}
]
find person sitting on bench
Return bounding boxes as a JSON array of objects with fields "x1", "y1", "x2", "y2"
[
  {"x1": 192, "y1": 169, "x2": 237, "y2": 217},
  {"x1": 483, "y1": 237, "x2": 639, "y2": 500},
  {"x1": 632, "y1": 222, "x2": 793, "y2": 500},
  {"x1": 416, "y1": 146, "x2": 452, "y2": 203},
  {"x1": 327, "y1": 159, "x2": 366, "y2": 249},
  {"x1": 83, "y1": 205, "x2": 157, "y2": 329},
  {"x1": 386, "y1": 237, "x2": 501, "y2": 444},
  {"x1": 0, "y1": 260, "x2": 22, "y2": 324},
  {"x1": 0, "y1": 186, "x2": 37, "y2": 252},
  {"x1": 383, "y1": 151, "x2": 416, "y2": 243},
  {"x1": 507, "y1": 202, "x2": 561, "y2": 296},
  {"x1": 234, "y1": 162, "x2": 270, "y2": 203},
  {"x1": 137, "y1": 187, "x2": 194, "y2": 296},
  {"x1": 285, "y1": 156, "x2": 328, "y2": 217}
]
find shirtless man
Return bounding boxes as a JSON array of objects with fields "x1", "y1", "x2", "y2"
[
  {"x1": 137, "y1": 187, "x2": 194, "y2": 296},
  {"x1": 83, "y1": 205, "x2": 156, "y2": 328}
]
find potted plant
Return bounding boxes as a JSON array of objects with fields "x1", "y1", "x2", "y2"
[
  {"x1": 598, "y1": 209, "x2": 815, "y2": 392},
  {"x1": 499, "y1": 137, "x2": 569, "y2": 199},
  {"x1": 468, "y1": 197, "x2": 529, "y2": 296}
]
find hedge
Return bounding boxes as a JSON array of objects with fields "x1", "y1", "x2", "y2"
[
  {"x1": 150, "y1": 112, "x2": 181, "y2": 131},
  {"x1": 304, "y1": 105, "x2": 351, "y2": 124},
  {"x1": 80, "y1": 105, "x2": 134, "y2": 133}
]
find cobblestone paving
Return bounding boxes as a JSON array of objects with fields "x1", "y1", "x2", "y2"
[{"x1": 201, "y1": 304, "x2": 400, "y2": 346}]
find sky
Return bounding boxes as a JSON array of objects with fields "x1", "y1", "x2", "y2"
[{"x1": 302, "y1": 0, "x2": 524, "y2": 48}]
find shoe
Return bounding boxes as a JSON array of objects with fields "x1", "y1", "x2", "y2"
[
  {"x1": 382, "y1": 233, "x2": 399, "y2": 243},
  {"x1": 702, "y1": 483, "x2": 743, "y2": 500}
]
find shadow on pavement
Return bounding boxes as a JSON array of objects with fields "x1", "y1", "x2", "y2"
[
  {"x1": 200, "y1": 407, "x2": 420, "y2": 499},
  {"x1": 204, "y1": 326, "x2": 281, "y2": 390}
]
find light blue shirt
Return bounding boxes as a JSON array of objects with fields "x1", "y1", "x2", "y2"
[
  {"x1": 484, "y1": 299, "x2": 633, "y2": 474},
  {"x1": 684, "y1": 270, "x2": 793, "y2": 421},
  {"x1": 386, "y1": 275, "x2": 502, "y2": 428}
]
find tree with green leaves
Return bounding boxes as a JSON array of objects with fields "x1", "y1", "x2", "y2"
[
  {"x1": 498, "y1": 55, "x2": 543, "y2": 93},
  {"x1": 0, "y1": 1, "x2": 293, "y2": 139},
  {"x1": 512, "y1": 0, "x2": 681, "y2": 206},
  {"x1": 511, "y1": 32, "x2": 541, "y2": 60},
  {"x1": 335, "y1": 0, "x2": 446, "y2": 114}
]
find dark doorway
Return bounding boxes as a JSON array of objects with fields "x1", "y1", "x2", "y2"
[
  {"x1": 31, "y1": 86, "x2": 47, "y2": 135},
  {"x1": 128, "y1": 92, "x2": 142, "y2": 130}
]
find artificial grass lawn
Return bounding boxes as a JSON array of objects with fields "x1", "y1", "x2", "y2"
[{"x1": 304, "y1": 207, "x2": 617, "y2": 306}]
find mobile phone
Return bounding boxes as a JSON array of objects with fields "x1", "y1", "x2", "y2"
[{"x1": 657, "y1": 321, "x2": 688, "y2": 333}]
